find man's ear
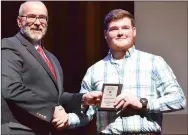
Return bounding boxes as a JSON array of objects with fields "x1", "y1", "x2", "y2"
[
  {"x1": 17, "y1": 16, "x2": 22, "y2": 28},
  {"x1": 133, "y1": 27, "x2": 136, "y2": 37},
  {"x1": 104, "y1": 30, "x2": 107, "y2": 39}
]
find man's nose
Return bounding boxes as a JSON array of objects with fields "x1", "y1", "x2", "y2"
[
  {"x1": 34, "y1": 18, "x2": 41, "y2": 25},
  {"x1": 117, "y1": 29, "x2": 123, "y2": 37}
]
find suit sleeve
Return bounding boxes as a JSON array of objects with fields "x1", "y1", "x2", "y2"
[
  {"x1": 59, "y1": 92, "x2": 84, "y2": 113},
  {"x1": 49, "y1": 53, "x2": 84, "y2": 113},
  {"x1": 68, "y1": 68, "x2": 95, "y2": 128},
  {"x1": 1, "y1": 39, "x2": 56, "y2": 123}
]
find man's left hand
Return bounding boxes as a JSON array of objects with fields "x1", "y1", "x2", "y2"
[{"x1": 114, "y1": 92, "x2": 142, "y2": 111}]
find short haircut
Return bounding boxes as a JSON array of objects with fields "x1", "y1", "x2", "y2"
[{"x1": 104, "y1": 9, "x2": 135, "y2": 30}]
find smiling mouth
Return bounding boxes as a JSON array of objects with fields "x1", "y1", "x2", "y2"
[
  {"x1": 116, "y1": 38, "x2": 127, "y2": 40},
  {"x1": 31, "y1": 28, "x2": 42, "y2": 31},
  {"x1": 31, "y1": 29, "x2": 42, "y2": 33}
]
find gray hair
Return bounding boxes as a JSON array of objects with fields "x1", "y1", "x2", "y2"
[
  {"x1": 18, "y1": 1, "x2": 48, "y2": 16},
  {"x1": 18, "y1": 2, "x2": 24, "y2": 16}
]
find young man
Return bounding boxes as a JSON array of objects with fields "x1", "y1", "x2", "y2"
[
  {"x1": 68, "y1": 9, "x2": 186, "y2": 135},
  {"x1": 1, "y1": 1, "x2": 102, "y2": 135}
]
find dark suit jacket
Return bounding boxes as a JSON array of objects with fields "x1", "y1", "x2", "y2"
[{"x1": 1, "y1": 32, "x2": 83, "y2": 134}]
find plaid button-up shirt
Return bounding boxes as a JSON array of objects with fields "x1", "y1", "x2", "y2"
[{"x1": 68, "y1": 45, "x2": 186, "y2": 134}]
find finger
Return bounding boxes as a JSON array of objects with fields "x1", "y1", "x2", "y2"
[
  {"x1": 64, "y1": 119, "x2": 69, "y2": 127},
  {"x1": 56, "y1": 122, "x2": 65, "y2": 130},
  {"x1": 53, "y1": 119, "x2": 64, "y2": 127},
  {"x1": 114, "y1": 95, "x2": 125, "y2": 107},
  {"x1": 64, "y1": 117, "x2": 69, "y2": 124},
  {"x1": 114, "y1": 95, "x2": 125, "y2": 106},
  {"x1": 92, "y1": 91, "x2": 102, "y2": 98},
  {"x1": 115, "y1": 99, "x2": 125, "y2": 110},
  {"x1": 122, "y1": 100, "x2": 130, "y2": 110},
  {"x1": 57, "y1": 105, "x2": 64, "y2": 110},
  {"x1": 95, "y1": 98, "x2": 101, "y2": 104},
  {"x1": 94, "y1": 91, "x2": 102, "y2": 98},
  {"x1": 52, "y1": 118, "x2": 60, "y2": 124},
  {"x1": 90, "y1": 100, "x2": 100, "y2": 106},
  {"x1": 88, "y1": 97, "x2": 102, "y2": 105},
  {"x1": 56, "y1": 119, "x2": 68, "y2": 130}
]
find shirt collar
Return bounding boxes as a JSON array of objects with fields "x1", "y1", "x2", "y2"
[{"x1": 108, "y1": 45, "x2": 136, "y2": 61}]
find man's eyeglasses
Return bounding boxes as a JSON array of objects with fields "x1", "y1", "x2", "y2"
[{"x1": 20, "y1": 14, "x2": 48, "y2": 24}]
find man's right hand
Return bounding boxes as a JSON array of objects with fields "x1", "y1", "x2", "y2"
[
  {"x1": 51, "y1": 105, "x2": 69, "y2": 130},
  {"x1": 82, "y1": 91, "x2": 102, "y2": 106}
]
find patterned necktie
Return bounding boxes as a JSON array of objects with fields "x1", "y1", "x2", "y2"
[{"x1": 37, "y1": 46, "x2": 57, "y2": 80}]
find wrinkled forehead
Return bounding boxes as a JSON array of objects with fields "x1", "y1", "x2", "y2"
[{"x1": 22, "y1": 2, "x2": 48, "y2": 16}]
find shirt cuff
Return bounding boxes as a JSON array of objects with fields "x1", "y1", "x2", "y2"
[
  {"x1": 68, "y1": 113, "x2": 80, "y2": 128},
  {"x1": 148, "y1": 99, "x2": 160, "y2": 112}
]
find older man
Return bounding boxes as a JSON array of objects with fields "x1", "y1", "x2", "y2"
[{"x1": 1, "y1": 1, "x2": 102, "y2": 135}]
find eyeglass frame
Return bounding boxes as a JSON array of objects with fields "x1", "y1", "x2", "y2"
[{"x1": 19, "y1": 14, "x2": 48, "y2": 24}]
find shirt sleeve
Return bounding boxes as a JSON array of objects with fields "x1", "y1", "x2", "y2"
[{"x1": 148, "y1": 56, "x2": 186, "y2": 112}]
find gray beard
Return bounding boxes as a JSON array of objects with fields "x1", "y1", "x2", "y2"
[{"x1": 21, "y1": 26, "x2": 47, "y2": 43}]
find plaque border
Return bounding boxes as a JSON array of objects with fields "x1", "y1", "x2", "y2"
[{"x1": 98, "y1": 83, "x2": 122, "y2": 111}]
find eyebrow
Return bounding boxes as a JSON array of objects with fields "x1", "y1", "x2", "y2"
[{"x1": 109, "y1": 25, "x2": 130, "y2": 29}]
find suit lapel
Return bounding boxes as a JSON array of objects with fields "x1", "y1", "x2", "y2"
[
  {"x1": 15, "y1": 32, "x2": 57, "y2": 88},
  {"x1": 45, "y1": 50, "x2": 62, "y2": 97}
]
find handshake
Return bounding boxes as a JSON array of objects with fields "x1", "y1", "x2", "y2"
[{"x1": 52, "y1": 91, "x2": 102, "y2": 130}]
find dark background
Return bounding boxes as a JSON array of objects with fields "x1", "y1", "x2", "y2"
[{"x1": 1, "y1": 1, "x2": 134, "y2": 134}]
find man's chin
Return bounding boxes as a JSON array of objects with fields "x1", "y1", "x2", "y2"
[
  {"x1": 110, "y1": 43, "x2": 133, "y2": 51},
  {"x1": 22, "y1": 30, "x2": 44, "y2": 42},
  {"x1": 114, "y1": 44, "x2": 130, "y2": 48},
  {"x1": 30, "y1": 35, "x2": 43, "y2": 41}
]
